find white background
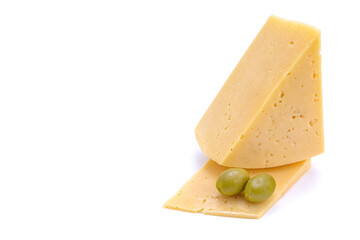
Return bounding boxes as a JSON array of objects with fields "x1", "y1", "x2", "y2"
[{"x1": 0, "y1": 0, "x2": 359, "y2": 239}]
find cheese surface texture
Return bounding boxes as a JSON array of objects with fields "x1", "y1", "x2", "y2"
[
  {"x1": 195, "y1": 16, "x2": 323, "y2": 168},
  {"x1": 164, "y1": 159, "x2": 311, "y2": 219}
]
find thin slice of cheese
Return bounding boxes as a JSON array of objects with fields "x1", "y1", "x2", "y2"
[
  {"x1": 195, "y1": 16, "x2": 323, "y2": 168},
  {"x1": 164, "y1": 159, "x2": 311, "y2": 219}
]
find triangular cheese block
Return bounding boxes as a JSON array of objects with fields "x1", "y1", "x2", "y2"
[
  {"x1": 164, "y1": 159, "x2": 311, "y2": 219},
  {"x1": 195, "y1": 16, "x2": 324, "y2": 168}
]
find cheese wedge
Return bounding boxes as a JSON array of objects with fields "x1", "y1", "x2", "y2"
[
  {"x1": 164, "y1": 159, "x2": 311, "y2": 219},
  {"x1": 195, "y1": 16, "x2": 323, "y2": 168}
]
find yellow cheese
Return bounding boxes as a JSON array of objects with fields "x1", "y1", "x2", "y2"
[
  {"x1": 195, "y1": 16, "x2": 323, "y2": 168},
  {"x1": 164, "y1": 159, "x2": 311, "y2": 219}
]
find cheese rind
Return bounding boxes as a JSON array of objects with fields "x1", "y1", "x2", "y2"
[
  {"x1": 195, "y1": 16, "x2": 323, "y2": 168},
  {"x1": 164, "y1": 159, "x2": 311, "y2": 219}
]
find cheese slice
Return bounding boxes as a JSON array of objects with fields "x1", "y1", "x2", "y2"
[
  {"x1": 164, "y1": 159, "x2": 311, "y2": 219},
  {"x1": 195, "y1": 16, "x2": 323, "y2": 168}
]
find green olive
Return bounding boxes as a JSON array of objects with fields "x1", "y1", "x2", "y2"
[
  {"x1": 244, "y1": 173, "x2": 276, "y2": 203},
  {"x1": 216, "y1": 168, "x2": 250, "y2": 196}
]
